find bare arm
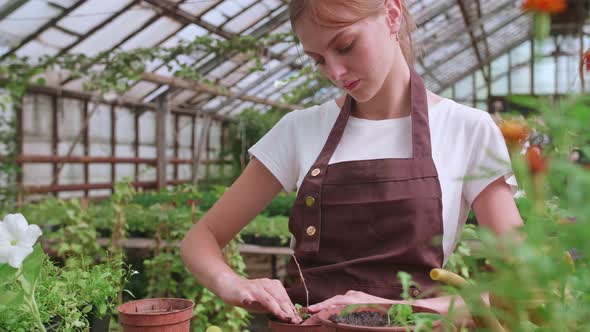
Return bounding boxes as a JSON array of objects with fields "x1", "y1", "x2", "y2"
[
  {"x1": 414, "y1": 177, "x2": 522, "y2": 316},
  {"x1": 179, "y1": 158, "x2": 301, "y2": 323}
]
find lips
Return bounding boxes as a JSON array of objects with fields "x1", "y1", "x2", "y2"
[{"x1": 343, "y1": 80, "x2": 360, "y2": 90}]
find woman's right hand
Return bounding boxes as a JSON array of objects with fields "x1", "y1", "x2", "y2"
[{"x1": 216, "y1": 273, "x2": 302, "y2": 324}]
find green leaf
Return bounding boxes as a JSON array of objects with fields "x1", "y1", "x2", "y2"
[
  {"x1": 0, "y1": 289, "x2": 24, "y2": 307},
  {"x1": 99, "y1": 302, "x2": 107, "y2": 315},
  {"x1": 82, "y1": 305, "x2": 93, "y2": 313},
  {"x1": 22, "y1": 244, "x2": 45, "y2": 288},
  {"x1": 0, "y1": 263, "x2": 18, "y2": 283}
]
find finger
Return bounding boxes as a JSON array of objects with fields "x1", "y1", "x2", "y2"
[
  {"x1": 262, "y1": 280, "x2": 301, "y2": 324},
  {"x1": 253, "y1": 285, "x2": 291, "y2": 322},
  {"x1": 302, "y1": 313, "x2": 322, "y2": 325},
  {"x1": 307, "y1": 295, "x2": 347, "y2": 313},
  {"x1": 238, "y1": 292, "x2": 267, "y2": 313}
]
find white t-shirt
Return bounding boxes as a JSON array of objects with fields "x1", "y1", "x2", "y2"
[{"x1": 248, "y1": 98, "x2": 517, "y2": 265}]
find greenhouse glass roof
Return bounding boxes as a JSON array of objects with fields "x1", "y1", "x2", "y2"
[{"x1": 0, "y1": 0, "x2": 535, "y2": 115}]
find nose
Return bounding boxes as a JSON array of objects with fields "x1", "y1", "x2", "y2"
[{"x1": 322, "y1": 56, "x2": 347, "y2": 83}]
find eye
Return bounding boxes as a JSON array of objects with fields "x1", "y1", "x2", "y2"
[
  {"x1": 337, "y1": 42, "x2": 355, "y2": 54},
  {"x1": 313, "y1": 57, "x2": 325, "y2": 66}
]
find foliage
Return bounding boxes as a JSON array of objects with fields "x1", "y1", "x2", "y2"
[
  {"x1": 225, "y1": 108, "x2": 287, "y2": 176},
  {"x1": 224, "y1": 67, "x2": 333, "y2": 177},
  {"x1": 241, "y1": 215, "x2": 291, "y2": 245},
  {"x1": 21, "y1": 198, "x2": 102, "y2": 265},
  {"x1": 0, "y1": 245, "x2": 128, "y2": 332},
  {"x1": 141, "y1": 191, "x2": 250, "y2": 331},
  {"x1": 449, "y1": 92, "x2": 590, "y2": 331},
  {"x1": 445, "y1": 224, "x2": 481, "y2": 279},
  {"x1": 0, "y1": 92, "x2": 20, "y2": 213}
]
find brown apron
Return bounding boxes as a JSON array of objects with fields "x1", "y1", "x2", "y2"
[{"x1": 286, "y1": 69, "x2": 444, "y2": 305}]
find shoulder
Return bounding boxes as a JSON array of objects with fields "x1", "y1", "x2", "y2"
[
  {"x1": 430, "y1": 98, "x2": 495, "y2": 131},
  {"x1": 287, "y1": 99, "x2": 339, "y2": 122},
  {"x1": 284, "y1": 99, "x2": 340, "y2": 131}
]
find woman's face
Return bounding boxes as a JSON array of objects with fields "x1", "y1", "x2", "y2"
[{"x1": 294, "y1": 4, "x2": 399, "y2": 102}]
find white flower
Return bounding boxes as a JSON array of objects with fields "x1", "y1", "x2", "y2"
[{"x1": 0, "y1": 213, "x2": 42, "y2": 268}]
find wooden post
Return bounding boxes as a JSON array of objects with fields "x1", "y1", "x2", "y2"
[
  {"x1": 83, "y1": 101, "x2": 89, "y2": 197},
  {"x1": 508, "y1": 51, "x2": 512, "y2": 94},
  {"x1": 191, "y1": 114, "x2": 196, "y2": 180},
  {"x1": 219, "y1": 121, "x2": 226, "y2": 178},
  {"x1": 206, "y1": 119, "x2": 211, "y2": 180},
  {"x1": 191, "y1": 114, "x2": 212, "y2": 187},
  {"x1": 173, "y1": 113, "x2": 179, "y2": 181},
  {"x1": 110, "y1": 105, "x2": 116, "y2": 192},
  {"x1": 15, "y1": 95, "x2": 24, "y2": 207},
  {"x1": 134, "y1": 110, "x2": 140, "y2": 183},
  {"x1": 472, "y1": 73, "x2": 477, "y2": 108},
  {"x1": 156, "y1": 93, "x2": 169, "y2": 190},
  {"x1": 51, "y1": 96, "x2": 58, "y2": 196},
  {"x1": 530, "y1": 37, "x2": 535, "y2": 96}
]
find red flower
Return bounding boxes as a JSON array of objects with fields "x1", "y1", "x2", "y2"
[
  {"x1": 584, "y1": 49, "x2": 590, "y2": 72},
  {"x1": 526, "y1": 145, "x2": 548, "y2": 175},
  {"x1": 522, "y1": 0, "x2": 567, "y2": 13}
]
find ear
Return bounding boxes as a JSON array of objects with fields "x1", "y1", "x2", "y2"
[{"x1": 383, "y1": 0, "x2": 403, "y2": 34}]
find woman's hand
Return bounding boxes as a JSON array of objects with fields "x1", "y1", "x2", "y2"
[
  {"x1": 307, "y1": 290, "x2": 398, "y2": 313},
  {"x1": 216, "y1": 273, "x2": 302, "y2": 324}
]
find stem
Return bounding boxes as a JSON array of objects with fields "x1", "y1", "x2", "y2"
[
  {"x1": 23, "y1": 291, "x2": 46, "y2": 332},
  {"x1": 291, "y1": 254, "x2": 309, "y2": 308},
  {"x1": 17, "y1": 272, "x2": 46, "y2": 332}
]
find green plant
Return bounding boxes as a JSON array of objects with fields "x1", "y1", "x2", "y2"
[
  {"x1": 337, "y1": 272, "x2": 444, "y2": 330},
  {"x1": 0, "y1": 92, "x2": 19, "y2": 213},
  {"x1": 445, "y1": 224, "x2": 481, "y2": 279},
  {"x1": 240, "y1": 215, "x2": 290, "y2": 245},
  {"x1": 0, "y1": 213, "x2": 129, "y2": 332},
  {"x1": 141, "y1": 189, "x2": 250, "y2": 332},
  {"x1": 42, "y1": 199, "x2": 101, "y2": 265},
  {"x1": 294, "y1": 303, "x2": 312, "y2": 320}
]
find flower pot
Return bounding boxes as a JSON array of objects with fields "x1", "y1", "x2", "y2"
[
  {"x1": 317, "y1": 303, "x2": 442, "y2": 331},
  {"x1": 268, "y1": 317, "x2": 332, "y2": 331},
  {"x1": 118, "y1": 298, "x2": 194, "y2": 332},
  {"x1": 44, "y1": 315, "x2": 62, "y2": 332},
  {"x1": 88, "y1": 306, "x2": 111, "y2": 332}
]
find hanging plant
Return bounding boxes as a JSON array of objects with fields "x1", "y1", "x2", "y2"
[{"x1": 521, "y1": 0, "x2": 568, "y2": 41}]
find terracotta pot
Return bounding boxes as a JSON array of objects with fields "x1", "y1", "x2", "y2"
[
  {"x1": 268, "y1": 317, "x2": 333, "y2": 331},
  {"x1": 317, "y1": 303, "x2": 442, "y2": 331},
  {"x1": 118, "y1": 298, "x2": 194, "y2": 332}
]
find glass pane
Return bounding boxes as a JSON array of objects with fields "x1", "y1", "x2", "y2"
[
  {"x1": 69, "y1": 5, "x2": 155, "y2": 56},
  {"x1": 57, "y1": 0, "x2": 132, "y2": 35}
]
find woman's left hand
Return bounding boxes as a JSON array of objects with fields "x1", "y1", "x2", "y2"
[{"x1": 307, "y1": 290, "x2": 398, "y2": 313}]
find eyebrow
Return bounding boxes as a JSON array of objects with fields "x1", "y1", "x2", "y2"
[{"x1": 304, "y1": 30, "x2": 349, "y2": 56}]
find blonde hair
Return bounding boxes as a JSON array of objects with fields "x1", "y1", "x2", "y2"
[{"x1": 289, "y1": 0, "x2": 416, "y2": 67}]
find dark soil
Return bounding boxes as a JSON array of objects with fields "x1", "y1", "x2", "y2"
[{"x1": 330, "y1": 311, "x2": 388, "y2": 327}]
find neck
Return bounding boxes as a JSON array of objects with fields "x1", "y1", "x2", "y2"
[{"x1": 354, "y1": 62, "x2": 412, "y2": 120}]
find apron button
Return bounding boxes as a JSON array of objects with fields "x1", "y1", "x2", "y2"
[
  {"x1": 305, "y1": 196, "x2": 316, "y2": 207},
  {"x1": 306, "y1": 226, "x2": 317, "y2": 236},
  {"x1": 311, "y1": 168, "x2": 321, "y2": 177}
]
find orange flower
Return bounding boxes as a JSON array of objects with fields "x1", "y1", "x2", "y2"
[
  {"x1": 522, "y1": 0, "x2": 567, "y2": 13},
  {"x1": 500, "y1": 120, "x2": 529, "y2": 145}
]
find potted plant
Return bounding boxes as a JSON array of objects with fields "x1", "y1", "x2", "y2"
[
  {"x1": 268, "y1": 304, "x2": 328, "y2": 331},
  {"x1": 117, "y1": 297, "x2": 195, "y2": 332},
  {"x1": 0, "y1": 213, "x2": 130, "y2": 331},
  {"x1": 315, "y1": 272, "x2": 444, "y2": 331},
  {"x1": 317, "y1": 303, "x2": 442, "y2": 331}
]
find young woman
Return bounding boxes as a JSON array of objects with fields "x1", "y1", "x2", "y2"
[{"x1": 180, "y1": 0, "x2": 523, "y2": 324}]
